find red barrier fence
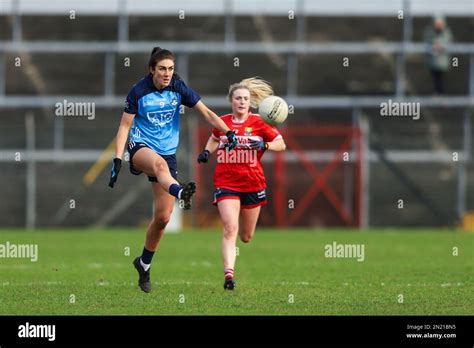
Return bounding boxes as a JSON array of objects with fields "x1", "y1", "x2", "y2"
[{"x1": 195, "y1": 124, "x2": 363, "y2": 228}]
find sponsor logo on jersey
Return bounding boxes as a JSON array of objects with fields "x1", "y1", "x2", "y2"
[
  {"x1": 143, "y1": 98, "x2": 167, "y2": 107},
  {"x1": 147, "y1": 109, "x2": 174, "y2": 127},
  {"x1": 218, "y1": 135, "x2": 263, "y2": 149}
]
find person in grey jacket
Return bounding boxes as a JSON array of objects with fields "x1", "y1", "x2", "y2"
[{"x1": 424, "y1": 15, "x2": 453, "y2": 94}]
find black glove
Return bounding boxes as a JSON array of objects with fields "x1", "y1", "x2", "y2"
[
  {"x1": 248, "y1": 139, "x2": 267, "y2": 151},
  {"x1": 108, "y1": 158, "x2": 122, "y2": 188},
  {"x1": 197, "y1": 149, "x2": 210, "y2": 163},
  {"x1": 225, "y1": 130, "x2": 238, "y2": 151}
]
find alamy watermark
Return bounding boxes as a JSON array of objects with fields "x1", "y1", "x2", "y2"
[
  {"x1": 0, "y1": 241, "x2": 38, "y2": 262},
  {"x1": 55, "y1": 99, "x2": 95, "y2": 120},
  {"x1": 324, "y1": 241, "x2": 365, "y2": 262},
  {"x1": 217, "y1": 148, "x2": 258, "y2": 167},
  {"x1": 18, "y1": 322, "x2": 55, "y2": 341},
  {"x1": 215, "y1": 134, "x2": 264, "y2": 167},
  {"x1": 380, "y1": 99, "x2": 420, "y2": 120}
]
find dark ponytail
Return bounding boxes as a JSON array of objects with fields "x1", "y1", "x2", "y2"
[
  {"x1": 148, "y1": 46, "x2": 175, "y2": 71},
  {"x1": 151, "y1": 46, "x2": 161, "y2": 55}
]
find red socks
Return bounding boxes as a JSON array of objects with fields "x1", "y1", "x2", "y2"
[{"x1": 224, "y1": 268, "x2": 234, "y2": 280}]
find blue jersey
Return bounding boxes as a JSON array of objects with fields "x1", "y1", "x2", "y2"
[{"x1": 124, "y1": 74, "x2": 201, "y2": 155}]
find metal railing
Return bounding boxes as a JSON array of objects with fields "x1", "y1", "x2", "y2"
[{"x1": 0, "y1": 0, "x2": 472, "y2": 229}]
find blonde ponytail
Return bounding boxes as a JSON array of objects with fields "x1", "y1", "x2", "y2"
[{"x1": 228, "y1": 77, "x2": 274, "y2": 109}]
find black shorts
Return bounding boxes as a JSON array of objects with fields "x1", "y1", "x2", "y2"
[
  {"x1": 127, "y1": 142, "x2": 178, "y2": 182},
  {"x1": 212, "y1": 187, "x2": 267, "y2": 209}
]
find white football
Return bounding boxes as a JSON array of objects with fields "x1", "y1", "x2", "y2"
[{"x1": 258, "y1": 96, "x2": 288, "y2": 125}]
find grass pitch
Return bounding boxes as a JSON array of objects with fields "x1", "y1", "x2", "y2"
[{"x1": 0, "y1": 228, "x2": 472, "y2": 315}]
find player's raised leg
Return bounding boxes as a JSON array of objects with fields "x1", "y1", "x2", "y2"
[
  {"x1": 145, "y1": 182, "x2": 175, "y2": 251},
  {"x1": 132, "y1": 147, "x2": 196, "y2": 208},
  {"x1": 133, "y1": 181, "x2": 175, "y2": 293},
  {"x1": 238, "y1": 206, "x2": 261, "y2": 243},
  {"x1": 218, "y1": 199, "x2": 241, "y2": 290}
]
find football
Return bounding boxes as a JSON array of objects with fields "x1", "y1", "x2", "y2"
[{"x1": 258, "y1": 96, "x2": 289, "y2": 125}]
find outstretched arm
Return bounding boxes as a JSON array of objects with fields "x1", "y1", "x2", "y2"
[
  {"x1": 204, "y1": 136, "x2": 220, "y2": 154},
  {"x1": 115, "y1": 112, "x2": 135, "y2": 159},
  {"x1": 249, "y1": 137, "x2": 286, "y2": 152},
  {"x1": 197, "y1": 136, "x2": 220, "y2": 164},
  {"x1": 193, "y1": 100, "x2": 237, "y2": 150},
  {"x1": 193, "y1": 100, "x2": 230, "y2": 134},
  {"x1": 109, "y1": 112, "x2": 135, "y2": 188},
  {"x1": 267, "y1": 138, "x2": 286, "y2": 152}
]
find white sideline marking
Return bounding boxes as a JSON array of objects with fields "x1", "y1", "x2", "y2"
[
  {"x1": 1, "y1": 281, "x2": 465, "y2": 288},
  {"x1": 441, "y1": 282, "x2": 464, "y2": 287},
  {"x1": 155, "y1": 281, "x2": 214, "y2": 286},
  {"x1": 1, "y1": 281, "x2": 63, "y2": 286},
  {"x1": 88, "y1": 263, "x2": 103, "y2": 269},
  {"x1": 27, "y1": 281, "x2": 61, "y2": 286},
  {"x1": 0, "y1": 265, "x2": 33, "y2": 269},
  {"x1": 190, "y1": 261, "x2": 213, "y2": 268},
  {"x1": 340, "y1": 282, "x2": 465, "y2": 287},
  {"x1": 87, "y1": 263, "x2": 129, "y2": 269},
  {"x1": 275, "y1": 281, "x2": 311, "y2": 285}
]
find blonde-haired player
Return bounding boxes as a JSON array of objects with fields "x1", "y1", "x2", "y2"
[{"x1": 197, "y1": 77, "x2": 287, "y2": 290}]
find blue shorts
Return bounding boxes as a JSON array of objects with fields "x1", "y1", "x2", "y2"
[
  {"x1": 127, "y1": 142, "x2": 178, "y2": 182},
  {"x1": 212, "y1": 188, "x2": 267, "y2": 209}
]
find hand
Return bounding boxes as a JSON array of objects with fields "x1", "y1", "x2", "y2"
[
  {"x1": 197, "y1": 149, "x2": 210, "y2": 163},
  {"x1": 225, "y1": 130, "x2": 238, "y2": 151},
  {"x1": 248, "y1": 139, "x2": 267, "y2": 151},
  {"x1": 108, "y1": 158, "x2": 122, "y2": 188}
]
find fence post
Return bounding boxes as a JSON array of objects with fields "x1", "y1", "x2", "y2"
[
  {"x1": 359, "y1": 113, "x2": 370, "y2": 229},
  {"x1": 25, "y1": 112, "x2": 36, "y2": 229},
  {"x1": 457, "y1": 111, "x2": 471, "y2": 221}
]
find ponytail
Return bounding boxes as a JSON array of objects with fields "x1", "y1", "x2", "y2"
[
  {"x1": 228, "y1": 77, "x2": 274, "y2": 109},
  {"x1": 148, "y1": 46, "x2": 175, "y2": 71}
]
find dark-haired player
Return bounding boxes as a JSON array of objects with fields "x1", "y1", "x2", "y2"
[{"x1": 109, "y1": 47, "x2": 238, "y2": 293}]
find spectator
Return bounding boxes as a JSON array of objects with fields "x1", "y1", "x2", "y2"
[{"x1": 424, "y1": 15, "x2": 453, "y2": 94}]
